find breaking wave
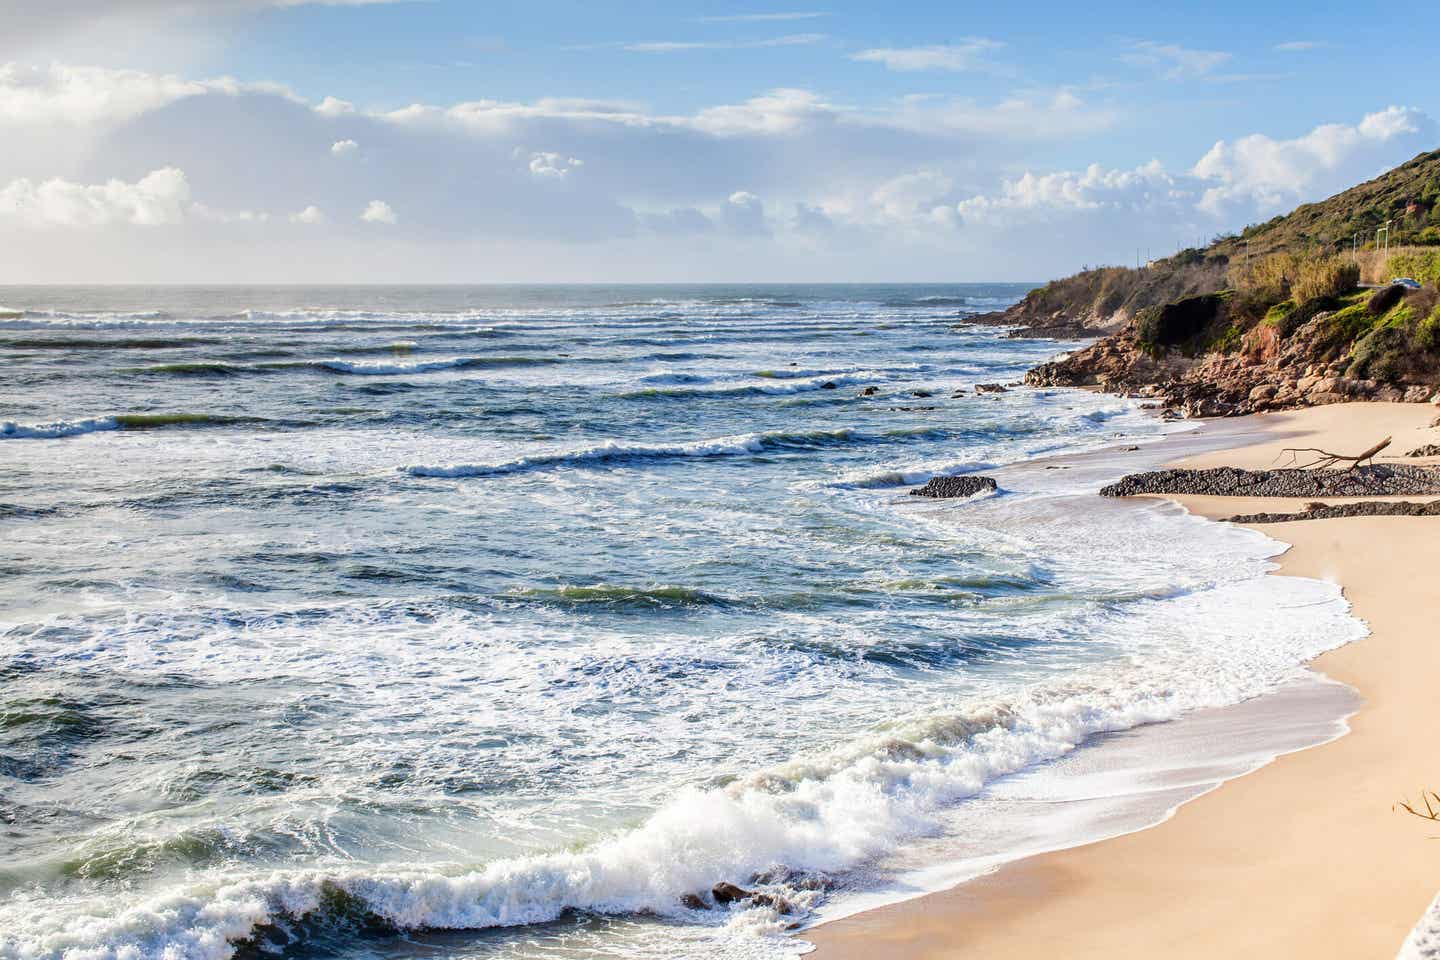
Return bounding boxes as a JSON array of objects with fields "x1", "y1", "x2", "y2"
[
  {"x1": 0, "y1": 572, "x2": 1363, "y2": 960},
  {"x1": 405, "y1": 428, "x2": 860, "y2": 478}
]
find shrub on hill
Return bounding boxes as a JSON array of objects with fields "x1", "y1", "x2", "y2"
[
  {"x1": 1386, "y1": 249, "x2": 1440, "y2": 286},
  {"x1": 1292, "y1": 256, "x2": 1361, "y2": 303}
]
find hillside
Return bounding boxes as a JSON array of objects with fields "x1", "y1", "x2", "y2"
[
  {"x1": 980, "y1": 148, "x2": 1440, "y2": 339},
  {"x1": 980, "y1": 149, "x2": 1440, "y2": 417}
]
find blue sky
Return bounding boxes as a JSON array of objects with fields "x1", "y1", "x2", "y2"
[{"x1": 0, "y1": 1, "x2": 1435, "y2": 281}]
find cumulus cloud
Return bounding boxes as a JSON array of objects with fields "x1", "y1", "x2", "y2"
[
  {"x1": 956, "y1": 160, "x2": 1174, "y2": 224},
  {"x1": 0, "y1": 166, "x2": 190, "y2": 226},
  {"x1": 315, "y1": 95, "x2": 356, "y2": 116},
  {"x1": 290, "y1": 204, "x2": 323, "y2": 223},
  {"x1": 0, "y1": 62, "x2": 206, "y2": 127},
  {"x1": 360, "y1": 199, "x2": 395, "y2": 224},
  {"x1": 1123, "y1": 40, "x2": 1231, "y2": 79},
  {"x1": 330, "y1": 138, "x2": 358, "y2": 155},
  {"x1": 688, "y1": 87, "x2": 832, "y2": 136},
  {"x1": 851, "y1": 40, "x2": 1003, "y2": 73},
  {"x1": 1191, "y1": 105, "x2": 1434, "y2": 214},
  {"x1": 527, "y1": 151, "x2": 583, "y2": 179}
]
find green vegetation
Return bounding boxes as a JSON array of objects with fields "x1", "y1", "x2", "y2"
[
  {"x1": 1015, "y1": 148, "x2": 1440, "y2": 395},
  {"x1": 1134, "y1": 292, "x2": 1233, "y2": 356},
  {"x1": 1216, "y1": 149, "x2": 1440, "y2": 263},
  {"x1": 1386, "y1": 248, "x2": 1440, "y2": 286}
]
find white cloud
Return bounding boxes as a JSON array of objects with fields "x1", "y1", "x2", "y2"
[
  {"x1": 851, "y1": 40, "x2": 1003, "y2": 73},
  {"x1": 527, "y1": 151, "x2": 583, "y2": 179},
  {"x1": 360, "y1": 199, "x2": 396, "y2": 224},
  {"x1": 331, "y1": 138, "x2": 358, "y2": 155},
  {"x1": 1123, "y1": 41, "x2": 1231, "y2": 79},
  {"x1": 1192, "y1": 105, "x2": 1433, "y2": 214},
  {"x1": 688, "y1": 87, "x2": 831, "y2": 136},
  {"x1": 0, "y1": 62, "x2": 206, "y2": 127},
  {"x1": 315, "y1": 96, "x2": 356, "y2": 117},
  {"x1": 0, "y1": 166, "x2": 190, "y2": 226},
  {"x1": 190, "y1": 202, "x2": 268, "y2": 223},
  {"x1": 621, "y1": 33, "x2": 824, "y2": 53},
  {"x1": 1274, "y1": 40, "x2": 1322, "y2": 52},
  {"x1": 290, "y1": 204, "x2": 324, "y2": 223},
  {"x1": 722, "y1": 190, "x2": 767, "y2": 234},
  {"x1": 956, "y1": 160, "x2": 1174, "y2": 223}
]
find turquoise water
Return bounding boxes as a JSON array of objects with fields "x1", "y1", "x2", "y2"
[{"x1": 0, "y1": 285, "x2": 1362, "y2": 960}]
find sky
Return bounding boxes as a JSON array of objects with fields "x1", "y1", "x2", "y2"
[{"x1": 0, "y1": 0, "x2": 1436, "y2": 283}]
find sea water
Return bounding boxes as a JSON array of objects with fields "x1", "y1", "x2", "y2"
[{"x1": 0, "y1": 285, "x2": 1364, "y2": 959}]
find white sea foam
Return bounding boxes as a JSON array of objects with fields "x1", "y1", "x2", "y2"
[
  {"x1": 0, "y1": 573, "x2": 1363, "y2": 960},
  {"x1": 0, "y1": 417, "x2": 120, "y2": 440}
]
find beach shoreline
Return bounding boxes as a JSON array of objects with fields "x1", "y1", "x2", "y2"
[{"x1": 806, "y1": 400, "x2": 1440, "y2": 959}]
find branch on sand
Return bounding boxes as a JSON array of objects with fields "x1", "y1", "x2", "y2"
[
  {"x1": 1278, "y1": 436, "x2": 1392, "y2": 471},
  {"x1": 1396, "y1": 791, "x2": 1440, "y2": 829}
]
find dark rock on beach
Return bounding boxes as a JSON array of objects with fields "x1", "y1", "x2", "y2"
[
  {"x1": 680, "y1": 893, "x2": 709, "y2": 910},
  {"x1": 910, "y1": 475, "x2": 999, "y2": 499},
  {"x1": 974, "y1": 383, "x2": 1008, "y2": 394},
  {"x1": 1408, "y1": 444, "x2": 1440, "y2": 457},
  {"x1": 1100, "y1": 464, "x2": 1440, "y2": 499},
  {"x1": 1229, "y1": 499, "x2": 1440, "y2": 523},
  {"x1": 712, "y1": 882, "x2": 752, "y2": 905},
  {"x1": 860, "y1": 385, "x2": 879, "y2": 396},
  {"x1": 820, "y1": 381, "x2": 839, "y2": 390}
]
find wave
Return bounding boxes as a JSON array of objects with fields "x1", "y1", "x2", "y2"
[
  {"x1": 619, "y1": 374, "x2": 868, "y2": 400},
  {"x1": 508, "y1": 584, "x2": 733, "y2": 609},
  {"x1": 635, "y1": 372, "x2": 717, "y2": 386},
  {"x1": 1, "y1": 413, "x2": 262, "y2": 440},
  {"x1": 405, "y1": 428, "x2": 859, "y2": 478},
  {"x1": 2, "y1": 573, "x2": 1362, "y2": 960},
  {"x1": 0, "y1": 336, "x2": 220, "y2": 351},
  {"x1": 305, "y1": 356, "x2": 558, "y2": 375},
  {"x1": 1, "y1": 417, "x2": 121, "y2": 440},
  {"x1": 130, "y1": 356, "x2": 559, "y2": 377}
]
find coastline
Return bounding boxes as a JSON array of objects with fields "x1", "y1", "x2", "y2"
[{"x1": 806, "y1": 400, "x2": 1440, "y2": 959}]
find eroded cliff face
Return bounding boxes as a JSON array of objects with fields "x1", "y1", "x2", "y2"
[{"x1": 1025, "y1": 298, "x2": 1440, "y2": 419}]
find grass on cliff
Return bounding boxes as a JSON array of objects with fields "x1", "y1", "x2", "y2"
[{"x1": 1208, "y1": 148, "x2": 1440, "y2": 263}]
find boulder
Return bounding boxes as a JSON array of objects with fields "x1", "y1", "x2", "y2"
[
  {"x1": 1405, "y1": 386, "x2": 1434, "y2": 403},
  {"x1": 820, "y1": 381, "x2": 838, "y2": 390},
  {"x1": 912, "y1": 389, "x2": 933, "y2": 398},
  {"x1": 909, "y1": 475, "x2": 998, "y2": 499},
  {"x1": 975, "y1": 383, "x2": 1008, "y2": 394},
  {"x1": 680, "y1": 893, "x2": 709, "y2": 910},
  {"x1": 860, "y1": 386, "x2": 879, "y2": 396},
  {"x1": 712, "y1": 882, "x2": 752, "y2": 905}
]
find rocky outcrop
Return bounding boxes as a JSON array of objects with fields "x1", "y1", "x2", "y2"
[
  {"x1": 909, "y1": 475, "x2": 999, "y2": 499},
  {"x1": 1100, "y1": 464, "x2": 1440, "y2": 498},
  {"x1": 1229, "y1": 500, "x2": 1440, "y2": 522},
  {"x1": 1025, "y1": 301, "x2": 1439, "y2": 419},
  {"x1": 1408, "y1": 444, "x2": 1440, "y2": 457}
]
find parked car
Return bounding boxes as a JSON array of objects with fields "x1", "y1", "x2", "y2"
[{"x1": 1389, "y1": 277, "x2": 1423, "y2": 289}]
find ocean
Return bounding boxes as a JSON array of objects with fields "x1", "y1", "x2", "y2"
[{"x1": 0, "y1": 284, "x2": 1364, "y2": 960}]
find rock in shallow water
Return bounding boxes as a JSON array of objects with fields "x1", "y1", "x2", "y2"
[{"x1": 909, "y1": 475, "x2": 999, "y2": 499}]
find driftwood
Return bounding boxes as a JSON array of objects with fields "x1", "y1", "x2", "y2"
[
  {"x1": 1278, "y1": 436, "x2": 1391, "y2": 471},
  {"x1": 1396, "y1": 791, "x2": 1440, "y2": 823}
]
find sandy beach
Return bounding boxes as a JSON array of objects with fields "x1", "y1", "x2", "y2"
[{"x1": 809, "y1": 401, "x2": 1440, "y2": 959}]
